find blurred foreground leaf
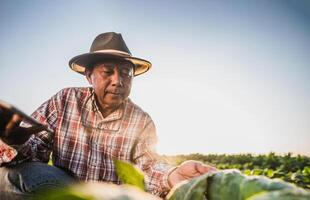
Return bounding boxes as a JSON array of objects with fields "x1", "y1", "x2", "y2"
[
  {"x1": 31, "y1": 186, "x2": 93, "y2": 200},
  {"x1": 30, "y1": 183, "x2": 159, "y2": 200},
  {"x1": 114, "y1": 159, "x2": 145, "y2": 191},
  {"x1": 248, "y1": 189, "x2": 310, "y2": 200}
]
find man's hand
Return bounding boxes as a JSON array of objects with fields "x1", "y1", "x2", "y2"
[
  {"x1": 168, "y1": 160, "x2": 218, "y2": 188},
  {"x1": 0, "y1": 105, "x2": 43, "y2": 145}
]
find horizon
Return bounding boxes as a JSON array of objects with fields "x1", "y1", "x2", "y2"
[{"x1": 161, "y1": 151, "x2": 310, "y2": 157}]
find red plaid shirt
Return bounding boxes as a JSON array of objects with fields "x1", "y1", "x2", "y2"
[{"x1": 4, "y1": 87, "x2": 172, "y2": 196}]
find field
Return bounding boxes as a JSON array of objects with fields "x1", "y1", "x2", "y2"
[
  {"x1": 162, "y1": 152, "x2": 310, "y2": 189},
  {"x1": 38, "y1": 152, "x2": 310, "y2": 199}
]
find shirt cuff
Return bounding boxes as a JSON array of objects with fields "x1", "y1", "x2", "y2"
[
  {"x1": 162, "y1": 166, "x2": 178, "y2": 190},
  {"x1": 0, "y1": 139, "x2": 18, "y2": 165}
]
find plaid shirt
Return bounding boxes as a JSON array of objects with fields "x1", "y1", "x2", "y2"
[{"x1": 4, "y1": 87, "x2": 172, "y2": 197}]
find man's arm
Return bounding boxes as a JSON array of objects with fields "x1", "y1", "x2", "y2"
[
  {"x1": 0, "y1": 92, "x2": 61, "y2": 165},
  {"x1": 131, "y1": 119, "x2": 172, "y2": 197},
  {"x1": 0, "y1": 103, "x2": 43, "y2": 165},
  {"x1": 131, "y1": 117, "x2": 218, "y2": 197}
]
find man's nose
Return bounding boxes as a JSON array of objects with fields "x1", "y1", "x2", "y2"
[{"x1": 111, "y1": 69, "x2": 123, "y2": 87}]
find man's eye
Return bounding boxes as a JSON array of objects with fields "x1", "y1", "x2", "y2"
[
  {"x1": 121, "y1": 71, "x2": 129, "y2": 76},
  {"x1": 103, "y1": 70, "x2": 113, "y2": 75},
  {"x1": 121, "y1": 69, "x2": 133, "y2": 77}
]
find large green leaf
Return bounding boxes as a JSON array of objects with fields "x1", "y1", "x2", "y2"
[
  {"x1": 167, "y1": 169, "x2": 310, "y2": 200},
  {"x1": 240, "y1": 176, "x2": 271, "y2": 199},
  {"x1": 206, "y1": 170, "x2": 225, "y2": 200},
  {"x1": 114, "y1": 159, "x2": 146, "y2": 191},
  {"x1": 166, "y1": 173, "x2": 211, "y2": 200},
  {"x1": 217, "y1": 170, "x2": 244, "y2": 200},
  {"x1": 247, "y1": 189, "x2": 310, "y2": 200}
]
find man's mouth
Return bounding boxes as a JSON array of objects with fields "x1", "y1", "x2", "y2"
[{"x1": 107, "y1": 91, "x2": 122, "y2": 96}]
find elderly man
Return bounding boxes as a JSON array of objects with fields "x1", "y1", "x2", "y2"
[{"x1": 0, "y1": 32, "x2": 216, "y2": 199}]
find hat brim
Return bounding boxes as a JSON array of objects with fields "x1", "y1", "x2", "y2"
[{"x1": 69, "y1": 52, "x2": 152, "y2": 76}]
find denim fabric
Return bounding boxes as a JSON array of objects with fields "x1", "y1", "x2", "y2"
[{"x1": 0, "y1": 162, "x2": 75, "y2": 200}]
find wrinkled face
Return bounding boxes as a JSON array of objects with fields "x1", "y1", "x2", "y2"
[{"x1": 85, "y1": 59, "x2": 134, "y2": 114}]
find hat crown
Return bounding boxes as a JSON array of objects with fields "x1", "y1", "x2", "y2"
[{"x1": 90, "y1": 32, "x2": 132, "y2": 56}]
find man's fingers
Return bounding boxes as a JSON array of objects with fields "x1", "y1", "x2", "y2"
[
  {"x1": 1, "y1": 112, "x2": 44, "y2": 144},
  {"x1": 5, "y1": 114, "x2": 22, "y2": 134},
  {"x1": 3, "y1": 125, "x2": 44, "y2": 145},
  {"x1": 24, "y1": 125, "x2": 46, "y2": 135},
  {"x1": 195, "y1": 163, "x2": 218, "y2": 174}
]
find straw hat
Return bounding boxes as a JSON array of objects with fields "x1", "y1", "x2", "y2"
[{"x1": 69, "y1": 32, "x2": 152, "y2": 76}]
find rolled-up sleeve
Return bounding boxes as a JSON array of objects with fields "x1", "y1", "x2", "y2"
[{"x1": 132, "y1": 119, "x2": 173, "y2": 197}]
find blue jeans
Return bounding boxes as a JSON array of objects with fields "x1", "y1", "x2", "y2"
[{"x1": 0, "y1": 162, "x2": 75, "y2": 200}]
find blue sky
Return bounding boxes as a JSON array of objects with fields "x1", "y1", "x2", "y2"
[{"x1": 1, "y1": 0, "x2": 309, "y2": 155}]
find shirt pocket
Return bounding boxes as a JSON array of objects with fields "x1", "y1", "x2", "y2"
[
  {"x1": 94, "y1": 136, "x2": 132, "y2": 162},
  {"x1": 106, "y1": 143, "x2": 126, "y2": 159}
]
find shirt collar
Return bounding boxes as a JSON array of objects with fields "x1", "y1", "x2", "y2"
[{"x1": 81, "y1": 88, "x2": 126, "y2": 130}]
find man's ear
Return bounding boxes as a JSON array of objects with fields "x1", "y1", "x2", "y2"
[{"x1": 85, "y1": 69, "x2": 93, "y2": 85}]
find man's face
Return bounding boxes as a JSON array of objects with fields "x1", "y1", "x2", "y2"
[{"x1": 86, "y1": 59, "x2": 134, "y2": 114}]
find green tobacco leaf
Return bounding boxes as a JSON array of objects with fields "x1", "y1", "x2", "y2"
[
  {"x1": 302, "y1": 166, "x2": 310, "y2": 176},
  {"x1": 167, "y1": 169, "x2": 310, "y2": 200},
  {"x1": 167, "y1": 173, "x2": 211, "y2": 200},
  {"x1": 206, "y1": 170, "x2": 244, "y2": 200},
  {"x1": 240, "y1": 175, "x2": 296, "y2": 199},
  {"x1": 206, "y1": 171, "x2": 225, "y2": 200},
  {"x1": 247, "y1": 188, "x2": 310, "y2": 200},
  {"x1": 167, "y1": 170, "x2": 245, "y2": 200},
  {"x1": 218, "y1": 170, "x2": 244, "y2": 200},
  {"x1": 267, "y1": 178, "x2": 294, "y2": 191},
  {"x1": 114, "y1": 159, "x2": 146, "y2": 191},
  {"x1": 265, "y1": 169, "x2": 274, "y2": 178},
  {"x1": 240, "y1": 176, "x2": 271, "y2": 199}
]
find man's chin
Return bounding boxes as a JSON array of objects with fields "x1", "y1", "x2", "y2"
[{"x1": 105, "y1": 98, "x2": 124, "y2": 108}]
